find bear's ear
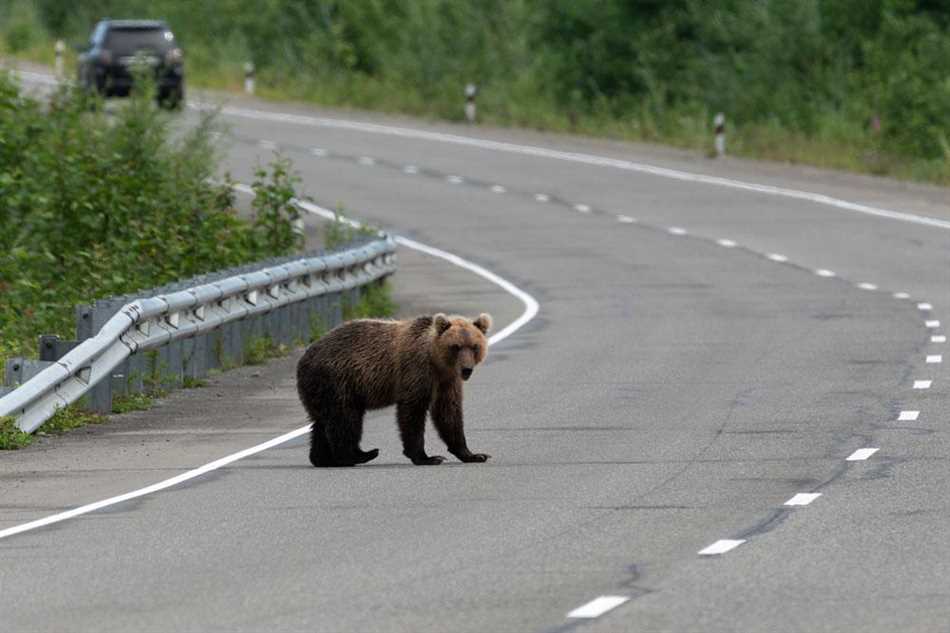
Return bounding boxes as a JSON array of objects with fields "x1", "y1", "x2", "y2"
[
  {"x1": 433, "y1": 313, "x2": 452, "y2": 335},
  {"x1": 473, "y1": 313, "x2": 492, "y2": 334}
]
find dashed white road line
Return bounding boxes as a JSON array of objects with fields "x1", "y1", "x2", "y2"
[
  {"x1": 926, "y1": 355, "x2": 943, "y2": 364},
  {"x1": 918, "y1": 303, "x2": 933, "y2": 311},
  {"x1": 784, "y1": 493, "x2": 822, "y2": 507},
  {"x1": 616, "y1": 215, "x2": 636, "y2": 224},
  {"x1": 668, "y1": 227, "x2": 687, "y2": 235},
  {"x1": 767, "y1": 253, "x2": 788, "y2": 263},
  {"x1": 846, "y1": 448, "x2": 880, "y2": 461},
  {"x1": 933, "y1": 335, "x2": 947, "y2": 343},
  {"x1": 534, "y1": 193, "x2": 550, "y2": 202},
  {"x1": 403, "y1": 165, "x2": 418, "y2": 174},
  {"x1": 898, "y1": 410, "x2": 920, "y2": 421},
  {"x1": 717, "y1": 238, "x2": 737, "y2": 248},
  {"x1": 0, "y1": 186, "x2": 540, "y2": 542},
  {"x1": 926, "y1": 320, "x2": 941, "y2": 328},
  {"x1": 893, "y1": 292, "x2": 911, "y2": 299},
  {"x1": 310, "y1": 148, "x2": 327, "y2": 157},
  {"x1": 447, "y1": 175, "x2": 464, "y2": 184},
  {"x1": 913, "y1": 380, "x2": 932, "y2": 389},
  {"x1": 358, "y1": 156, "x2": 376, "y2": 166},
  {"x1": 857, "y1": 282, "x2": 878, "y2": 291},
  {"x1": 490, "y1": 185, "x2": 507, "y2": 194},
  {"x1": 567, "y1": 596, "x2": 630, "y2": 619},
  {"x1": 193, "y1": 100, "x2": 950, "y2": 233},
  {"x1": 698, "y1": 539, "x2": 746, "y2": 556},
  {"x1": 574, "y1": 203, "x2": 591, "y2": 213},
  {"x1": 815, "y1": 269, "x2": 836, "y2": 277}
]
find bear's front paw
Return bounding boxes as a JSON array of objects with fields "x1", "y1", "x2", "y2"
[
  {"x1": 412, "y1": 455, "x2": 446, "y2": 466},
  {"x1": 461, "y1": 452, "x2": 491, "y2": 463}
]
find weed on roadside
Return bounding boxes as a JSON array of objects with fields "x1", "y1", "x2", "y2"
[
  {"x1": 111, "y1": 392, "x2": 155, "y2": 414},
  {"x1": 0, "y1": 415, "x2": 32, "y2": 450}
]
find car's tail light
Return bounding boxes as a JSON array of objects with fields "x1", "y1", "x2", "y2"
[
  {"x1": 165, "y1": 48, "x2": 183, "y2": 64},
  {"x1": 99, "y1": 49, "x2": 112, "y2": 64}
]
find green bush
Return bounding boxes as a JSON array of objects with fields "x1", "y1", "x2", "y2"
[{"x1": 0, "y1": 71, "x2": 302, "y2": 377}]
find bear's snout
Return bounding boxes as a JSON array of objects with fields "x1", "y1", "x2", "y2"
[{"x1": 461, "y1": 367, "x2": 473, "y2": 380}]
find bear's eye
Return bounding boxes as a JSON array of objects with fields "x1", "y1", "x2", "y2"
[{"x1": 450, "y1": 344, "x2": 462, "y2": 352}]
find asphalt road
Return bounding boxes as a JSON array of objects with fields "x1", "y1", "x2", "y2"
[{"x1": 3, "y1": 67, "x2": 950, "y2": 632}]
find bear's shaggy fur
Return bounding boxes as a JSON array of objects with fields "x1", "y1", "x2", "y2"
[{"x1": 296, "y1": 312, "x2": 493, "y2": 466}]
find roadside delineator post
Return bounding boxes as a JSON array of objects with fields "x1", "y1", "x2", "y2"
[
  {"x1": 244, "y1": 62, "x2": 255, "y2": 95},
  {"x1": 714, "y1": 112, "x2": 726, "y2": 157},
  {"x1": 464, "y1": 83, "x2": 477, "y2": 123},
  {"x1": 54, "y1": 40, "x2": 65, "y2": 78}
]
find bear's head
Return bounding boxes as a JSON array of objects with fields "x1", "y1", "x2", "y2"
[{"x1": 432, "y1": 313, "x2": 492, "y2": 381}]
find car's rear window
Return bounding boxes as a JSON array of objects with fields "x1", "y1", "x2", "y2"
[{"x1": 105, "y1": 27, "x2": 174, "y2": 55}]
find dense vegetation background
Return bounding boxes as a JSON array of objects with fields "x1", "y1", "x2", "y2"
[{"x1": 3, "y1": 0, "x2": 950, "y2": 181}]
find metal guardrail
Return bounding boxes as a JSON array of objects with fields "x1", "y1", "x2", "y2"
[{"x1": 0, "y1": 237, "x2": 397, "y2": 433}]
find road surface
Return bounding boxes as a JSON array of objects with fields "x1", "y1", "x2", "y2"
[{"x1": 3, "y1": 67, "x2": 950, "y2": 632}]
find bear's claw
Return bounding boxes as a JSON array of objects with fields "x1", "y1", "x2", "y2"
[
  {"x1": 462, "y1": 452, "x2": 490, "y2": 463},
  {"x1": 412, "y1": 455, "x2": 446, "y2": 466},
  {"x1": 355, "y1": 448, "x2": 380, "y2": 464}
]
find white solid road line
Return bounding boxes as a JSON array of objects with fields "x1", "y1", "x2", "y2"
[
  {"x1": 567, "y1": 596, "x2": 630, "y2": 619},
  {"x1": 913, "y1": 380, "x2": 932, "y2": 389},
  {"x1": 784, "y1": 493, "x2": 822, "y2": 506},
  {"x1": 0, "y1": 187, "x2": 540, "y2": 542},
  {"x1": 898, "y1": 410, "x2": 920, "y2": 421},
  {"x1": 698, "y1": 539, "x2": 746, "y2": 555},
  {"x1": 846, "y1": 448, "x2": 880, "y2": 461},
  {"x1": 188, "y1": 100, "x2": 950, "y2": 232},
  {"x1": 0, "y1": 425, "x2": 310, "y2": 541}
]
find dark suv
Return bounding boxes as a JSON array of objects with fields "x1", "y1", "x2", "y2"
[{"x1": 77, "y1": 19, "x2": 184, "y2": 108}]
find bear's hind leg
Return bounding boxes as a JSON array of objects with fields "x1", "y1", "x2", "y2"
[
  {"x1": 309, "y1": 420, "x2": 337, "y2": 467},
  {"x1": 325, "y1": 404, "x2": 378, "y2": 466}
]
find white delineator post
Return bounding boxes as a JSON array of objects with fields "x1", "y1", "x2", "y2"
[
  {"x1": 54, "y1": 40, "x2": 65, "y2": 78},
  {"x1": 464, "y1": 83, "x2": 477, "y2": 123},
  {"x1": 244, "y1": 62, "x2": 255, "y2": 95},
  {"x1": 714, "y1": 112, "x2": 726, "y2": 157}
]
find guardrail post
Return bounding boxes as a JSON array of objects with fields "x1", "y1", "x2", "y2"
[
  {"x1": 39, "y1": 335, "x2": 78, "y2": 362},
  {"x1": 54, "y1": 39, "x2": 65, "y2": 78},
  {"x1": 244, "y1": 62, "x2": 255, "y2": 95},
  {"x1": 87, "y1": 300, "x2": 114, "y2": 413}
]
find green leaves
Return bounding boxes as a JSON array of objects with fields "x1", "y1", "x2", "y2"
[{"x1": 0, "y1": 71, "x2": 302, "y2": 382}]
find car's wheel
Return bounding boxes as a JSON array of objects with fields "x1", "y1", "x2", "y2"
[{"x1": 158, "y1": 86, "x2": 184, "y2": 110}]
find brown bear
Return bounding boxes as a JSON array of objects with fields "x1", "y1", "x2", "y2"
[{"x1": 296, "y1": 312, "x2": 493, "y2": 466}]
